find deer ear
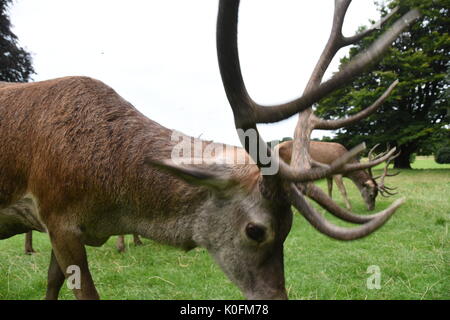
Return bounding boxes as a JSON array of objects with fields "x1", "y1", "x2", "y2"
[
  {"x1": 145, "y1": 158, "x2": 236, "y2": 191},
  {"x1": 275, "y1": 141, "x2": 293, "y2": 164}
]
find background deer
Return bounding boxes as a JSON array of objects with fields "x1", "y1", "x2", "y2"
[
  {"x1": 277, "y1": 140, "x2": 398, "y2": 210},
  {"x1": 0, "y1": 0, "x2": 419, "y2": 299}
]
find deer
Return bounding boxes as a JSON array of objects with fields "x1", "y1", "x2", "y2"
[
  {"x1": 277, "y1": 140, "x2": 399, "y2": 211},
  {"x1": 0, "y1": 0, "x2": 419, "y2": 300}
]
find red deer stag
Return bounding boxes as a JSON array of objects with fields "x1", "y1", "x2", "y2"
[
  {"x1": 0, "y1": 0, "x2": 419, "y2": 300},
  {"x1": 277, "y1": 141, "x2": 399, "y2": 210}
]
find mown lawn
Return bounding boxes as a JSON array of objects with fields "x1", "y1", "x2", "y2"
[{"x1": 0, "y1": 157, "x2": 448, "y2": 300}]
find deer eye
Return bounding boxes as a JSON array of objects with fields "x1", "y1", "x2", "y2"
[{"x1": 245, "y1": 223, "x2": 266, "y2": 242}]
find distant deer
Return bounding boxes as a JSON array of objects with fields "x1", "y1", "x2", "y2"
[
  {"x1": 0, "y1": 0, "x2": 419, "y2": 300},
  {"x1": 277, "y1": 140, "x2": 398, "y2": 210}
]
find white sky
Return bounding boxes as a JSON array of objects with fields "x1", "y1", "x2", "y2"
[{"x1": 9, "y1": 0, "x2": 380, "y2": 146}]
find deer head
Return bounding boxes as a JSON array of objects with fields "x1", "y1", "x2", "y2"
[
  {"x1": 152, "y1": 0, "x2": 419, "y2": 299},
  {"x1": 367, "y1": 144, "x2": 401, "y2": 199}
]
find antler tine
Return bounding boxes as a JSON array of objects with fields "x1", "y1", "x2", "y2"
[
  {"x1": 376, "y1": 151, "x2": 401, "y2": 196},
  {"x1": 314, "y1": 80, "x2": 399, "y2": 130},
  {"x1": 304, "y1": 0, "x2": 352, "y2": 91},
  {"x1": 367, "y1": 143, "x2": 382, "y2": 177},
  {"x1": 379, "y1": 188, "x2": 398, "y2": 197},
  {"x1": 378, "y1": 171, "x2": 400, "y2": 178},
  {"x1": 278, "y1": 143, "x2": 366, "y2": 182},
  {"x1": 288, "y1": 183, "x2": 405, "y2": 241},
  {"x1": 341, "y1": 146, "x2": 397, "y2": 175},
  {"x1": 305, "y1": 184, "x2": 392, "y2": 224},
  {"x1": 277, "y1": 144, "x2": 397, "y2": 184},
  {"x1": 368, "y1": 144, "x2": 381, "y2": 161},
  {"x1": 312, "y1": 144, "x2": 398, "y2": 182},
  {"x1": 342, "y1": 6, "x2": 400, "y2": 46}
]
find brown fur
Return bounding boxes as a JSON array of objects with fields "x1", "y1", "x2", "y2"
[{"x1": 278, "y1": 140, "x2": 357, "y2": 167}]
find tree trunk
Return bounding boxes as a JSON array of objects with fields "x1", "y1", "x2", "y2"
[{"x1": 394, "y1": 147, "x2": 413, "y2": 169}]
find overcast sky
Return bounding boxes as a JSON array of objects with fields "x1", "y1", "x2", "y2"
[{"x1": 9, "y1": 0, "x2": 380, "y2": 146}]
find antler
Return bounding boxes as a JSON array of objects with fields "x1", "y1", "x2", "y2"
[
  {"x1": 367, "y1": 144, "x2": 401, "y2": 197},
  {"x1": 377, "y1": 152, "x2": 401, "y2": 197},
  {"x1": 216, "y1": 0, "x2": 420, "y2": 240},
  {"x1": 288, "y1": 183, "x2": 404, "y2": 240}
]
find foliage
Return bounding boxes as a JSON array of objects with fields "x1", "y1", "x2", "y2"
[
  {"x1": 435, "y1": 146, "x2": 450, "y2": 163},
  {"x1": 315, "y1": 0, "x2": 449, "y2": 168},
  {"x1": 0, "y1": 0, "x2": 34, "y2": 82}
]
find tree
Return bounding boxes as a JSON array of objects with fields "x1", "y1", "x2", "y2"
[
  {"x1": 435, "y1": 146, "x2": 450, "y2": 163},
  {"x1": 0, "y1": 0, "x2": 34, "y2": 82},
  {"x1": 315, "y1": 0, "x2": 449, "y2": 169}
]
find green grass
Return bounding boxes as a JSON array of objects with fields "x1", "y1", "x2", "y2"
[
  {"x1": 411, "y1": 156, "x2": 450, "y2": 169},
  {"x1": 0, "y1": 157, "x2": 449, "y2": 300}
]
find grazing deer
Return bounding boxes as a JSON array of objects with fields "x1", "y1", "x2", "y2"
[
  {"x1": 0, "y1": 0, "x2": 419, "y2": 300},
  {"x1": 277, "y1": 141, "x2": 398, "y2": 210}
]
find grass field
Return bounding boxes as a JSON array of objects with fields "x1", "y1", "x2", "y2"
[{"x1": 0, "y1": 157, "x2": 449, "y2": 300}]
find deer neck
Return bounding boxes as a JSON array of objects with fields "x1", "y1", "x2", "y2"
[{"x1": 345, "y1": 169, "x2": 371, "y2": 192}]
